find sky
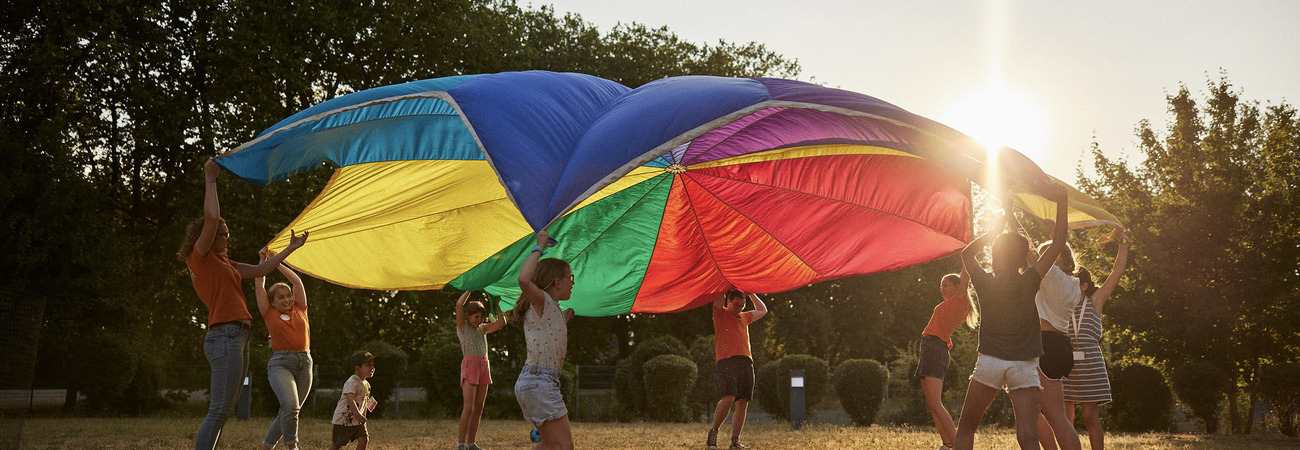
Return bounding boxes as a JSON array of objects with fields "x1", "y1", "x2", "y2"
[{"x1": 533, "y1": 0, "x2": 1300, "y2": 181}]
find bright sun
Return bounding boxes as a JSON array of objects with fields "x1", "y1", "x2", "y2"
[{"x1": 940, "y1": 83, "x2": 1050, "y2": 165}]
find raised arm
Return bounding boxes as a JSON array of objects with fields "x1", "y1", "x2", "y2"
[
  {"x1": 748, "y1": 293, "x2": 768, "y2": 322},
  {"x1": 195, "y1": 159, "x2": 222, "y2": 258},
  {"x1": 481, "y1": 310, "x2": 509, "y2": 334},
  {"x1": 958, "y1": 266, "x2": 970, "y2": 292},
  {"x1": 1093, "y1": 229, "x2": 1130, "y2": 312},
  {"x1": 278, "y1": 260, "x2": 307, "y2": 308},
  {"x1": 962, "y1": 212, "x2": 1007, "y2": 276},
  {"x1": 236, "y1": 229, "x2": 308, "y2": 278},
  {"x1": 1031, "y1": 183, "x2": 1071, "y2": 280},
  {"x1": 455, "y1": 290, "x2": 473, "y2": 331},
  {"x1": 254, "y1": 251, "x2": 270, "y2": 315},
  {"x1": 517, "y1": 230, "x2": 554, "y2": 316}
]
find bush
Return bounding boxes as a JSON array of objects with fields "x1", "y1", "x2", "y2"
[
  {"x1": 1260, "y1": 363, "x2": 1300, "y2": 437},
  {"x1": 119, "y1": 352, "x2": 170, "y2": 415},
  {"x1": 643, "y1": 354, "x2": 698, "y2": 422},
  {"x1": 1107, "y1": 361, "x2": 1174, "y2": 432},
  {"x1": 879, "y1": 352, "x2": 931, "y2": 426},
  {"x1": 412, "y1": 340, "x2": 463, "y2": 417},
  {"x1": 755, "y1": 354, "x2": 829, "y2": 420},
  {"x1": 613, "y1": 336, "x2": 688, "y2": 419},
  {"x1": 356, "y1": 340, "x2": 408, "y2": 416},
  {"x1": 249, "y1": 343, "x2": 279, "y2": 417},
  {"x1": 559, "y1": 362, "x2": 578, "y2": 412},
  {"x1": 1172, "y1": 360, "x2": 1230, "y2": 433},
  {"x1": 833, "y1": 359, "x2": 888, "y2": 426},
  {"x1": 71, "y1": 330, "x2": 138, "y2": 414},
  {"x1": 688, "y1": 335, "x2": 719, "y2": 419}
]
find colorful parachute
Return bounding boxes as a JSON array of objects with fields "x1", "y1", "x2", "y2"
[{"x1": 217, "y1": 71, "x2": 1118, "y2": 315}]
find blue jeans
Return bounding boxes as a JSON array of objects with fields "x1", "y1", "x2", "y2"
[
  {"x1": 195, "y1": 322, "x2": 251, "y2": 450},
  {"x1": 263, "y1": 350, "x2": 313, "y2": 447}
]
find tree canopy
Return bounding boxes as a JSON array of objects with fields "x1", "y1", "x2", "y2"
[{"x1": 1, "y1": 0, "x2": 798, "y2": 408}]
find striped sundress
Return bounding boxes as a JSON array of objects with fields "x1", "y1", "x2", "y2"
[{"x1": 1063, "y1": 296, "x2": 1111, "y2": 404}]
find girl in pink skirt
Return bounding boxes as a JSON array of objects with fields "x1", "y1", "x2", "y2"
[{"x1": 456, "y1": 291, "x2": 507, "y2": 450}]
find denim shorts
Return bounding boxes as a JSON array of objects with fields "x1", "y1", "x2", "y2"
[
  {"x1": 515, "y1": 365, "x2": 567, "y2": 426},
  {"x1": 970, "y1": 354, "x2": 1042, "y2": 391},
  {"x1": 915, "y1": 334, "x2": 950, "y2": 380}
]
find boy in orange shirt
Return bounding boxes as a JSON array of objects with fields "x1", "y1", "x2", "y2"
[{"x1": 707, "y1": 290, "x2": 768, "y2": 449}]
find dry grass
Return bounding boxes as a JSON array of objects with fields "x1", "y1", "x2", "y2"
[{"x1": 19, "y1": 417, "x2": 1300, "y2": 449}]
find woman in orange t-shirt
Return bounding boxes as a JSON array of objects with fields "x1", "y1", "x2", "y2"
[
  {"x1": 179, "y1": 159, "x2": 307, "y2": 450},
  {"x1": 916, "y1": 269, "x2": 978, "y2": 450},
  {"x1": 256, "y1": 253, "x2": 312, "y2": 450}
]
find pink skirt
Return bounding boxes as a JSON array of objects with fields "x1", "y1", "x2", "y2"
[{"x1": 460, "y1": 355, "x2": 491, "y2": 386}]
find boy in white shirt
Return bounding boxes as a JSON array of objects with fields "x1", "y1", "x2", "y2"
[{"x1": 328, "y1": 351, "x2": 376, "y2": 450}]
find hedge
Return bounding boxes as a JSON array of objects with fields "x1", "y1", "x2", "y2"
[
  {"x1": 1107, "y1": 361, "x2": 1174, "y2": 432},
  {"x1": 643, "y1": 354, "x2": 698, "y2": 422},
  {"x1": 832, "y1": 359, "x2": 888, "y2": 426},
  {"x1": 1172, "y1": 360, "x2": 1230, "y2": 433}
]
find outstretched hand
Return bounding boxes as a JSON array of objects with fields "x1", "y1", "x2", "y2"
[
  {"x1": 286, "y1": 229, "x2": 309, "y2": 251},
  {"x1": 1098, "y1": 227, "x2": 1129, "y2": 244}
]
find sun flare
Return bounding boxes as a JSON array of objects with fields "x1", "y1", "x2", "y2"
[{"x1": 941, "y1": 83, "x2": 1050, "y2": 166}]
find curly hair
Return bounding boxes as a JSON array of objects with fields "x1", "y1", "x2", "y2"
[{"x1": 177, "y1": 217, "x2": 224, "y2": 261}]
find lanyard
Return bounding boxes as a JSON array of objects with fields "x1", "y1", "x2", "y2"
[{"x1": 1071, "y1": 297, "x2": 1087, "y2": 339}]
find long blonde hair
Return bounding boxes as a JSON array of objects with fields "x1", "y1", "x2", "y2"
[
  {"x1": 176, "y1": 217, "x2": 224, "y2": 261},
  {"x1": 942, "y1": 273, "x2": 979, "y2": 329},
  {"x1": 506, "y1": 258, "x2": 570, "y2": 326}
]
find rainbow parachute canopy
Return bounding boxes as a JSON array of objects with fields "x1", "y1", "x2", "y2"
[{"x1": 219, "y1": 71, "x2": 1118, "y2": 315}]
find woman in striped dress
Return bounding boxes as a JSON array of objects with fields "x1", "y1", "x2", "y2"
[{"x1": 1064, "y1": 229, "x2": 1130, "y2": 450}]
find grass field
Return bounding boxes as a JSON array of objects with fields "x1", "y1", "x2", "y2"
[{"x1": 18, "y1": 417, "x2": 1300, "y2": 449}]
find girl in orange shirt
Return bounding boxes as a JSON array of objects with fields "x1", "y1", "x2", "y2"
[
  {"x1": 917, "y1": 269, "x2": 977, "y2": 450},
  {"x1": 256, "y1": 253, "x2": 312, "y2": 450},
  {"x1": 181, "y1": 159, "x2": 306, "y2": 450}
]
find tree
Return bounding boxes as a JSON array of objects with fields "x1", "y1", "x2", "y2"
[
  {"x1": 1077, "y1": 75, "x2": 1300, "y2": 433},
  {"x1": 4, "y1": 0, "x2": 802, "y2": 410}
]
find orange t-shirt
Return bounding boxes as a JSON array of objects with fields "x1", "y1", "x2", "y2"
[
  {"x1": 921, "y1": 293, "x2": 972, "y2": 348},
  {"x1": 187, "y1": 249, "x2": 252, "y2": 326},
  {"x1": 713, "y1": 306, "x2": 755, "y2": 361},
  {"x1": 263, "y1": 302, "x2": 310, "y2": 351}
]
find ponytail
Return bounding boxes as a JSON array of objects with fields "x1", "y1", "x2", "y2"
[{"x1": 507, "y1": 258, "x2": 570, "y2": 327}]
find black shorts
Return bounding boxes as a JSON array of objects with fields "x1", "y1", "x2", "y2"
[
  {"x1": 915, "y1": 334, "x2": 951, "y2": 380},
  {"x1": 1040, "y1": 330, "x2": 1074, "y2": 380},
  {"x1": 331, "y1": 423, "x2": 368, "y2": 447},
  {"x1": 716, "y1": 355, "x2": 755, "y2": 401}
]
